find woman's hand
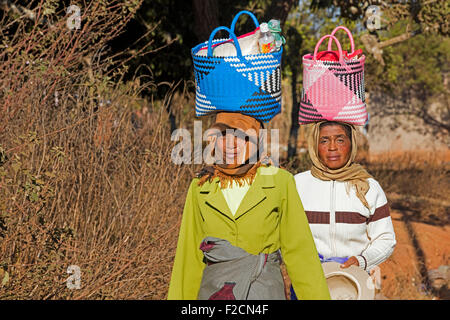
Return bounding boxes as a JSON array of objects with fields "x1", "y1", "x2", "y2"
[{"x1": 340, "y1": 256, "x2": 359, "y2": 268}]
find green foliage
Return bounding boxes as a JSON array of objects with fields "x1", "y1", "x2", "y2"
[
  {"x1": 42, "y1": 0, "x2": 59, "y2": 16},
  {"x1": 366, "y1": 21, "x2": 449, "y2": 98}
]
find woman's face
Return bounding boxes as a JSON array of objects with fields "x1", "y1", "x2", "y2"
[
  {"x1": 216, "y1": 131, "x2": 248, "y2": 165},
  {"x1": 317, "y1": 124, "x2": 352, "y2": 170}
]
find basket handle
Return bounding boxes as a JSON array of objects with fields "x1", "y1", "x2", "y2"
[
  {"x1": 314, "y1": 34, "x2": 344, "y2": 63},
  {"x1": 207, "y1": 26, "x2": 243, "y2": 59},
  {"x1": 327, "y1": 26, "x2": 355, "y2": 54},
  {"x1": 230, "y1": 10, "x2": 260, "y2": 34}
]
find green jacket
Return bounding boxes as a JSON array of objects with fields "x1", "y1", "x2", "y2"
[{"x1": 167, "y1": 165, "x2": 331, "y2": 300}]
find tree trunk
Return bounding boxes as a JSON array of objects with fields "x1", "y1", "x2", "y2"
[
  {"x1": 263, "y1": 0, "x2": 298, "y2": 27},
  {"x1": 287, "y1": 67, "x2": 300, "y2": 159},
  {"x1": 192, "y1": 0, "x2": 219, "y2": 42},
  {"x1": 262, "y1": 1, "x2": 299, "y2": 159},
  {"x1": 286, "y1": 26, "x2": 303, "y2": 159}
]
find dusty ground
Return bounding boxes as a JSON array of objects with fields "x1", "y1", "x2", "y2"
[{"x1": 378, "y1": 210, "x2": 449, "y2": 300}]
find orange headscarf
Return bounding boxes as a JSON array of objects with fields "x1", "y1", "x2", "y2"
[{"x1": 197, "y1": 112, "x2": 270, "y2": 188}]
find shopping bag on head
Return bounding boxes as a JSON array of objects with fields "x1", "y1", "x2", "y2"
[
  {"x1": 192, "y1": 10, "x2": 282, "y2": 123},
  {"x1": 299, "y1": 26, "x2": 367, "y2": 126}
]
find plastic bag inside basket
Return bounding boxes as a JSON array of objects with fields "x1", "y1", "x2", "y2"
[
  {"x1": 195, "y1": 28, "x2": 260, "y2": 57},
  {"x1": 315, "y1": 49, "x2": 363, "y2": 61}
]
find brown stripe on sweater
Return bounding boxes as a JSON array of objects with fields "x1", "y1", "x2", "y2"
[
  {"x1": 367, "y1": 203, "x2": 391, "y2": 223},
  {"x1": 305, "y1": 207, "x2": 389, "y2": 225},
  {"x1": 305, "y1": 211, "x2": 330, "y2": 224},
  {"x1": 335, "y1": 211, "x2": 368, "y2": 224}
]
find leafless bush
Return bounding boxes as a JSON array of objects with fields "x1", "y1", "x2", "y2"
[{"x1": 0, "y1": 0, "x2": 192, "y2": 299}]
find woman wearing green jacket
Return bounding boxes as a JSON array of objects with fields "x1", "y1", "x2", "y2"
[{"x1": 167, "y1": 112, "x2": 330, "y2": 300}]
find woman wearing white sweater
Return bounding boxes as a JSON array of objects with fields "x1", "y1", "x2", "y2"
[{"x1": 291, "y1": 121, "x2": 396, "y2": 299}]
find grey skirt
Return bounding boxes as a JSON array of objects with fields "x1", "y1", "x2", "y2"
[{"x1": 197, "y1": 237, "x2": 286, "y2": 300}]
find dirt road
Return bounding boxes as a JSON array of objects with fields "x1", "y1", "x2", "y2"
[{"x1": 379, "y1": 210, "x2": 449, "y2": 299}]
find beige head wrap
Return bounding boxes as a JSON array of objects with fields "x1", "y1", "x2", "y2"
[{"x1": 307, "y1": 121, "x2": 373, "y2": 209}]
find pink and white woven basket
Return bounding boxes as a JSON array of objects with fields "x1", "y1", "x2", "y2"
[{"x1": 299, "y1": 26, "x2": 367, "y2": 126}]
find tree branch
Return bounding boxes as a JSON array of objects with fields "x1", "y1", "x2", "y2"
[
  {"x1": 263, "y1": 0, "x2": 298, "y2": 27},
  {"x1": 377, "y1": 30, "x2": 422, "y2": 49},
  {"x1": 361, "y1": 29, "x2": 422, "y2": 65}
]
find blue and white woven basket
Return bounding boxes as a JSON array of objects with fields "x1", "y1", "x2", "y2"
[{"x1": 191, "y1": 11, "x2": 282, "y2": 122}]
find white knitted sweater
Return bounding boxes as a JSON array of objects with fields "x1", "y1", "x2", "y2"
[{"x1": 294, "y1": 170, "x2": 396, "y2": 271}]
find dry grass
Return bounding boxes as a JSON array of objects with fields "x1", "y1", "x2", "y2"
[
  {"x1": 0, "y1": 0, "x2": 195, "y2": 299},
  {"x1": 0, "y1": 99, "x2": 191, "y2": 299}
]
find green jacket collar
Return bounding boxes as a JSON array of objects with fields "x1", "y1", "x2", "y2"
[{"x1": 199, "y1": 167, "x2": 276, "y2": 220}]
